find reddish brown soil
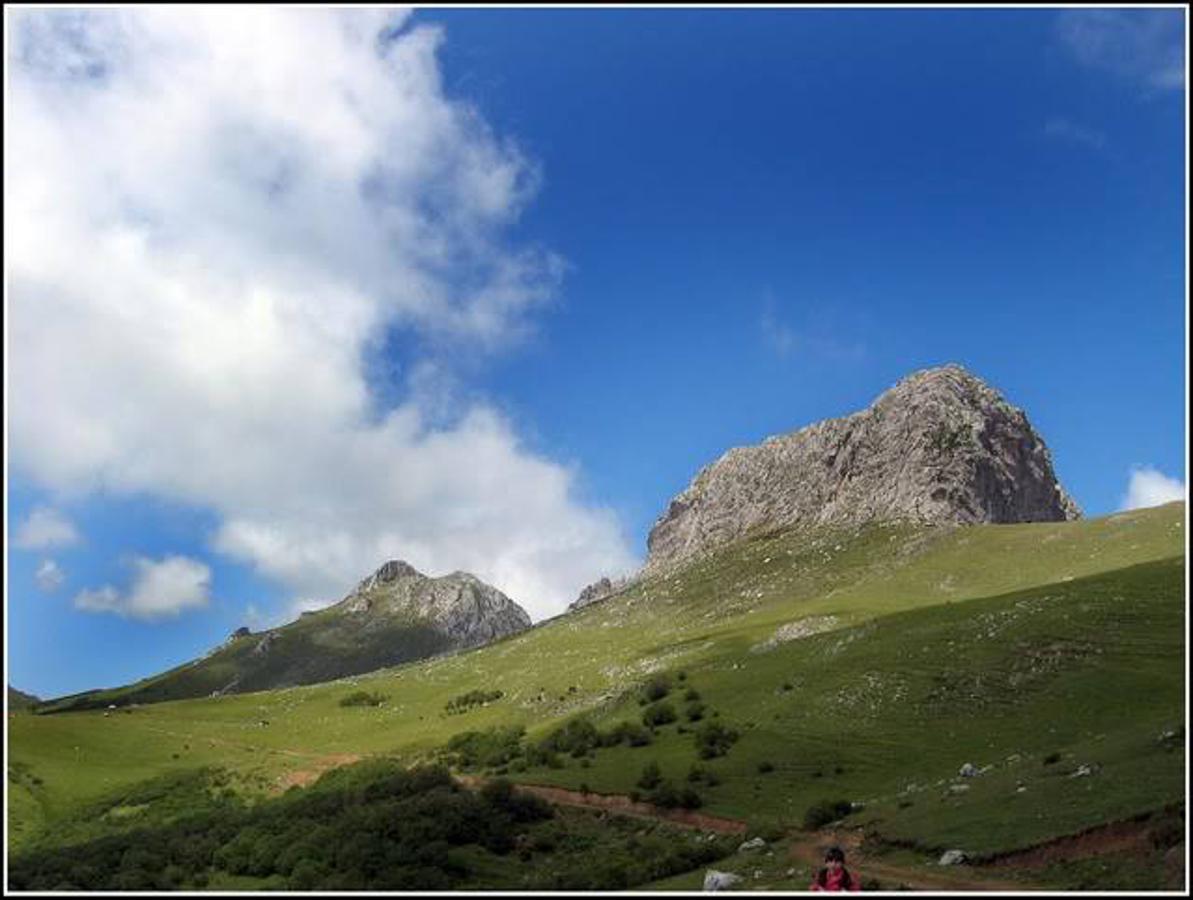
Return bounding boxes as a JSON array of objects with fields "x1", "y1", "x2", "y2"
[
  {"x1": 273, "y1": 753, "x2": 362, "y2": 792},
  {"x1": 984, "y1": 816, "x2": 1157, "y2": 869},
  {"x1": 787, "y1": 827, "x2": 1040, "y2": 892}
]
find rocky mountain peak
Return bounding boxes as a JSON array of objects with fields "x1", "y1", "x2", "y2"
[
  {"x1": 355, "y1": 559, "x2": 422, "y2": 593},
  {"x1": 645, "y1": 364, "x2": 1081, "y2": 573},
  {"x1": 340, "y1": 561, "x2": 531, "y2": 649}
]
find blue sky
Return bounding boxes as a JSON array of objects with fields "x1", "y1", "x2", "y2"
[{"x1": 6, "y1": 7, "x2": 1187, "y2": 699}]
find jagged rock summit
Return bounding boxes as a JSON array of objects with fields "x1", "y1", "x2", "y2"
[
  {"x1": 646, "y1": 364, "x2": 1081, "y2": 573},
  {"x1": 338, "y1": 559, "x2": 532, "y2": 649}
]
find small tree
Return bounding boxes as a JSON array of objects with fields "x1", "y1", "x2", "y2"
[{"x1": 638, "y1": 761, "x2": 663, "y2": 790}]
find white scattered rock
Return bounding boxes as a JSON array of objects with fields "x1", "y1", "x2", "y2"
[
  {"x1": 753, "y1": 869, "x2": 764, "y2": 880},
  {"x1": 738, "y1": 837, "x2": 767, "y2": 852},
  {"x1": 938, "y1": 849, "x2": 968, "y2": 866},
  {"x1": 1070, "y1": 764, "x2": 1096, "y2": 778},
  {"x1": 959, "y1": 762, "x2": 978, "y2": 777},
  {"x1": 948, "y1": 783, "x2": 970, "y2": 794},
  {"x1": 703, "y1": 870, "x2": 743, "y2": 892}
]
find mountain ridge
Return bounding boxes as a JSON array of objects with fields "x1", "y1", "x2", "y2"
[{"x1": 37, "y1": 561, "x2": 531, "y2": 711}]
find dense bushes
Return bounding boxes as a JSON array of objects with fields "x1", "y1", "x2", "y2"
[
  {"x1": 8, "y1": 760, "x2": 731, "y2": 892},
  {"x1": 443, "y1": 726, "x2": 526, "y2": 769},
  {"x1": 443, "y1": 716, "x2": 659, "y2": 776}
]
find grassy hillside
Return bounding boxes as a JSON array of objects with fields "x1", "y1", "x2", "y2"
[
  {"x1": 8, "y1": 687, "x2": 40, "y2": 711},
  {"x1": 8, "y1": 502, "x2": 1185, "y2": 887},
  {"x1": 37, "y1": 607, "x2": 455, "y2": 714}
]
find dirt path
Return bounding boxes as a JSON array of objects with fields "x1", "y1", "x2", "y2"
[
  {"x1": 787, "y1": 827, "x2": 1040, "y2": 892},
  {"x1": 455, "y1": 776, "x2": 1045, "y2": 891},
  {"x1": 453, "y1": 774, "x2": 747, "y2": 834}
]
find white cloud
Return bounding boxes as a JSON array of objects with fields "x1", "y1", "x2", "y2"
[
  {"x1": 73, "y1": 555, "x2": 212, "y2": 620},
  {"x1": 760, "y1": 297, "x2": 865, "y2": 363},
  {"x1": 1043, "y1": 117, "x2": 1107, "y2": 150},
  {"x1": 1057, "y1": 9, "x2": 1185, "y2": 91},
  {"x1": 35, "y1": 558, "x2": 66, "y2": 592},
  {"x1": 9, "y1": 8, "x2": 637, "y2": 622},
  {"x1": 14, "y1": 506, "x2": 81, "y2": 549},
  {"x1": 1121, "y1": 467, "x2": 1187, "y2": 511}
]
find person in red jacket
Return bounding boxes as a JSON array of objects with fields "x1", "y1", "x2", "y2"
[{"x1": 809, "y1": 846, "x2": 860, "y2": 892}]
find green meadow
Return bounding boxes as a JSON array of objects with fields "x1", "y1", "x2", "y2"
[{"x1": 7, "y1": 501, "x2": 1185, "y2": 889}]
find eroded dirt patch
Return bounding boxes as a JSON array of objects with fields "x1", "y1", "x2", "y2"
[{"x1": 274, "y1": 753, "x2": 362, "y2": 792}]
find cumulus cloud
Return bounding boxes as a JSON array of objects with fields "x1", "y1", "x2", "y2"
[
  {"x1": 74, "y1": 555, "x2": 212, "y2": 620},
  {"x1": 1121, "y1": 467, "x2": 1187, "y2": 511},
  {"x1": 9, "y1": 8, "x2": 637, "y2": 621},
  {"x1": 14, "y1": 506, "x2": 81, "y2": 549},
  {"x1": 35, "y1": 559, "x2": 66, "y2": 592},
  {"x1": 1057, "y1": 9, "x2": 1185, "y2": 90},
  {"x1": 1043, "y1": 116, "x2": 1107, "y2": 150}
]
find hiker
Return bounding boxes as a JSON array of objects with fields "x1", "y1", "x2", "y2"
[{"x1": 809, "y1": 846, "x2": 860, "y2": 892}]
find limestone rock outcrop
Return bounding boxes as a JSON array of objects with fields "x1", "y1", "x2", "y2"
[
  {"x1": 339, "y1": 560, "x2": 531, "y2": 649},
  {"x1": 645, "y1": 364, "x2": 1081, "y2": 573}
]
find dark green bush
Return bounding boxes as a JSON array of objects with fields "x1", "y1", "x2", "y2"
[
  {"x1": 802, "y1": 798, "x2": 853, "y2": 830},
  {"x1": 443, "y1": 726, "x2": 525, "y2": 770},
  {"x1": 339, "y1": 691, "x2": 386, "y2": 708},
  {"x1": 540, "y1": 717, "x2": 601, "y2": 758},
  {"x1": 444, "y1": 689, "x2": 503, "y2": 714},
  {"x1": 637, "y1": 762, "x2": 663, "y2": 790},
  {"x1": 642, "y1": 702, "x2": 677, "y2": 728},
  {"x1": 694, "y1": 722, "x2": 739, "y2": 759},
  {"x1": 641, "y1": 675, "x2": 672, "y2": 703}
]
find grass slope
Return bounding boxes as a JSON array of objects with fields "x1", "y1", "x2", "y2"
[
  {"x1": 8, "y1": 502, "x2": 1185, "y2": 885},
  {"x1": 36, "y1": 609, "x2": 452, "y2": 713}
]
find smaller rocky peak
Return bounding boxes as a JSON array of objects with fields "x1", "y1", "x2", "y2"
[
  {"x1": 353, "y1": 559, "x2": 423, "y2": 596},
  {"x1": 569, "y1": 577, "x2": 614, "y2": 611},
  {"x1": 230, "y1": 626, "x2": 252, "y2": 640}
]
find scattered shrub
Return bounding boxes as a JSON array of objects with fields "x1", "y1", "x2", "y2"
[
  {"x1": 646, "y1": 780, "x2": 682, "y2": 809},
  {"x1": 642, "y1": 702, "x2": 677, "y2": 728},
  {"x1": 540, "y1": 717, "x2": 601, "y2": 758},
  {"x1": 803, "y1": 799, "x2": 853, "y2": 831},
  {"x1": 685, "y1": 702, "x2": 706, "y2": 722},
  {"x1": 641, "y1": 675, "x2": 673, "y2": 703},
  {"x1": 601, "y1": 721, "x2": 653, "y2": 748},
  {"x1": 444, "y1": 689, "x2": 503, "y2": 714},
  {"x1": 757, "y1": 761, "x2": 774, "y2": 774},
  {"x1": 638, "y1": 762, "x2": 663, "y2": 790},
  {"x1": 1043, "y1": 752, "x2": 1062, "y2": 766},
  {"x1": 339, "y1": 691, "x2": 386, "y2": 708},
  {"x1": 694, "y1": 722, "x2": 739, "y2": 759}
]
